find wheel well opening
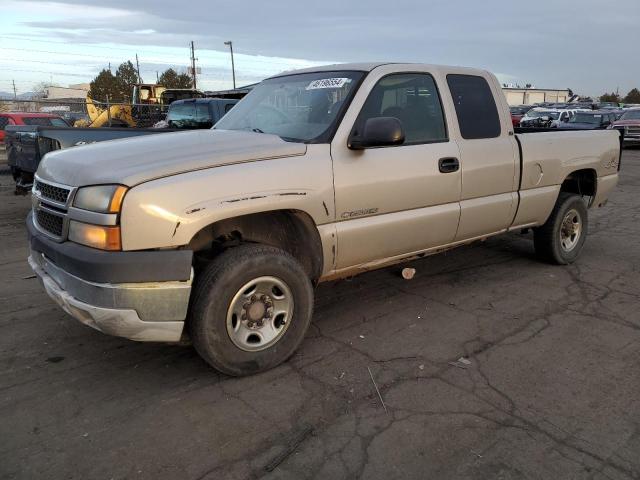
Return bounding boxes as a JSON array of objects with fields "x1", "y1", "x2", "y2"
[
  {"x1": 188, "y1": 210, "x2": 323, "y2": 282},
  {"x1": 560, "y1": 169, "x2": 596, "y2": 204}
]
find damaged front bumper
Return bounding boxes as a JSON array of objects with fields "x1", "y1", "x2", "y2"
[
  {"x1": 29, "y1": 252, "x2": 191, "y2": 342},
  {"x1": 27, "y1": 212, "x2": 193, "y2": 342}
]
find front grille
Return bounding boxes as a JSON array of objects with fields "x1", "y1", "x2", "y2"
[
  {"x1": 627, "y1": 126, "x2": 640, "y2": 135},
  {"x1": 35, "y1": 180, "x2": 70, "y2": 204},
  {"x1": 36, "y1": 209, "x2": 64, "y2": 237}
]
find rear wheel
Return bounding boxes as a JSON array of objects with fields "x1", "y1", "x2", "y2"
[
  {"x1": 188, "y1": 244, "x2": 314, "y2": 376},
  {"x1": 534, "y1": 193, "x2": 588, "y2": 264}
]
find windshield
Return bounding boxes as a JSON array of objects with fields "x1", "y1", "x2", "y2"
[
  {"x1": 525, "y1": 110, "x2": 560, "y2": 120},
  {"x1": 621, "y1": 110, "x2": 640, "y2": 120},
  {"x1": 215, "y1": 71, "x2": 365, "y2": 143}
]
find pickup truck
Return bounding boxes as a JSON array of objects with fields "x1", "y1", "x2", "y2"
[
  {"x1": 27, "y1": 63, "x2": 622, "y2": 376},
  {"x1": 6, "y1": 98, "x2": 237, "y2": 191}
]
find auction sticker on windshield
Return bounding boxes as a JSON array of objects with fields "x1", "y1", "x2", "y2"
[{"x1": 306, "y1": 78, "x2": 352, "y2": 90}]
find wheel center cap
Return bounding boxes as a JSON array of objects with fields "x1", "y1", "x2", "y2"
[{"x1": 247, "y1": 302, "x2": 266, "y2": 322}]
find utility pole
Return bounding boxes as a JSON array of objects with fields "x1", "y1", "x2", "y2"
[
  {"x1": 12, "y1": 79, "x2": 17, "y2": 99},
  {"x1": 156, "y1": 71, "x2": 159, "y2": 83},
  {"x1": 135, "y1": 54, "x2": 142, "y2": 83},
  {"x1": 190, "y1": 41, "x2": 197, "y2": 89},
  {"x1": 224, "y1": 41, "x2": 236, "y2": 89}
]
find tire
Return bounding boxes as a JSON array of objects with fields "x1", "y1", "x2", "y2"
[
  {"x1": 534, "y1": 193, "x2": 588, "y2": 264},
  {"x1": 188, "y1": 244, "x2": 314, "y2": 376}
]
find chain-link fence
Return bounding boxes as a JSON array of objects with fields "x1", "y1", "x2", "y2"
[{"x1": 0, "y1": 98, "x2": 165, "y2": 128}]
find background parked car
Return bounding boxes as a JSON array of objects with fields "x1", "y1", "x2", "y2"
[
  {"x1": 163, "y1": 98, "x2": 238, "y2": 129},
  {"x1": 509, "y1": 105, "x2": 534, "y2": 127},
  {"x1": 519, "y1": 108, "x2": 572, "y2": 128},
  {"x1": 563, "y1": 111, "x2": 616, "y2": 129},
  {"x1": 611, "y1": 108, "x2": 640, "y2": 146},
  {"x1": 0, "y1": 112, "x2": 69, "y2": 143}
]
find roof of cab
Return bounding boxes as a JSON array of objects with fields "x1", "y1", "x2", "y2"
[{"x1": 268, "y1": 62, "x2": 489, "y2": 79}]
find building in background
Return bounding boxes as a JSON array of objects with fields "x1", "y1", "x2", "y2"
[
  {"x1": 503, "y1": 87, "x2": 571, "y2": 105},
  {"x1": 44, "y1": 84, "x2": 89, "y2": 100}
]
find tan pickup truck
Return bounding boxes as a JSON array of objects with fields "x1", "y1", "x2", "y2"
[{"x1": 28, "y1": 63, "x2": 621, "y2": 375}]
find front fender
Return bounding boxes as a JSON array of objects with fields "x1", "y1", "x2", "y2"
[{"x1": 120, "y1": 147, "x2": 334, "y2": 250}]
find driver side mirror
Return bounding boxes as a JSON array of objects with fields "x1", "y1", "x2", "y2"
[{"x1": 348, "y1": 117, "x2": 405, "y2": 150}]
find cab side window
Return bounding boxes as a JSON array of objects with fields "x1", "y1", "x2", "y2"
[
  {"x1": 354, "y1": 73, "x2": 448, "y2": 145},
  {"x1": 0, "y1": 117, "x2": 8, "y2": 130},
  {"x1": 447, "y1": 74, "x2": 501, "y2": 139}
]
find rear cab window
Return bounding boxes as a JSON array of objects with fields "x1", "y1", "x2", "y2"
[
  {"x1": 22, "y1": 117, "x2": 53, "y2": 127},
  {"x1": 446, "y1": 74, "x2": 501, "y2": 139}
]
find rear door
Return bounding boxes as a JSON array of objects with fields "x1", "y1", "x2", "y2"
[
  {"x1": 331, "y1": 67, "x2": 461, "y2": 269},
  {"x1": 445, "y1": 73, "x2": 519, "y2": 240}
]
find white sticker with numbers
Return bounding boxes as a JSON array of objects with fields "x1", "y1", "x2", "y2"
[{"x1": 306, "y1": 78, "x2": 351, "y2": 90}]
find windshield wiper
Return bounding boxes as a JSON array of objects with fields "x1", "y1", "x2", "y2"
[{"x1": 252, "y1": 128, "x2": 264, "y2": 133}]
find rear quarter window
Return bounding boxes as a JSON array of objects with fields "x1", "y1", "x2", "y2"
[{"x1": 447, "y1": 74, "x2": 501, "y2": 139}]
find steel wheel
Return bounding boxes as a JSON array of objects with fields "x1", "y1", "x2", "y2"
[
  {"x1": 560, "y1": 208, "x2": 582, "y2": 252},
  {"x1": 226, "y1": 276, "x2": 294, "y2": 352}
]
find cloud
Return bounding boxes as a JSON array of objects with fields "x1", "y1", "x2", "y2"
[{"x1": 5, "y1": 0, "x2": 640, "y2": 94}]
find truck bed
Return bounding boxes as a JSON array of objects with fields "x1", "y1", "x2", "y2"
[{"x1": 510, "y1": 128, "x2": 622, "y2": 228}]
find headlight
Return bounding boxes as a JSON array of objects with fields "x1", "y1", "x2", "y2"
[
  {"x1": 73, "y1": 185, "x2": 127, "y2": 213},
  {"x1": 68, "y1": 220, "x2": 121, "y2": 250}
]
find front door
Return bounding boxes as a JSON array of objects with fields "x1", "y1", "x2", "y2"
[{"x1": 331, "y1": 70, "x2": 461, "y2": 270}]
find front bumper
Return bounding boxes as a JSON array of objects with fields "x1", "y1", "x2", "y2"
[{"x1": 27, "y1": 214, "x2": 193, "y2": 342}]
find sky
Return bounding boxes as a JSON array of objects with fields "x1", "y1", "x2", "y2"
[{"x1": 1, "y1": 0, "x2": 639, "y2": 97}]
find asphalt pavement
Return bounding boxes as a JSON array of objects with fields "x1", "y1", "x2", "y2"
[{"x1": 1, "y1": 149, "x2": 639, "y2": 480}]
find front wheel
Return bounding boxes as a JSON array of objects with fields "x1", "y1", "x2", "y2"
[
  {"x1": 188, "y1": 244, "x2": 314, "y2": 376},
  {"x1": 534, "y1": 193, "x2": 588, "y2": 264}
]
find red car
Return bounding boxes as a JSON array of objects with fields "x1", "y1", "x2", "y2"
[
  {"x1": 0, "y1": 112, "x2": 69, "y2": 143},
  {"x1": 509, "y1": 105, "x2": 534, "y2": 127}
]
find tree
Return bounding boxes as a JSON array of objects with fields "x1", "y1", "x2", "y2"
[
  {"x1": 115, "y1": 61, "x2": 139, "y2": 102},
  {"x1": 158, "y1": 68, "x2": 194, "y2": 89},
  {"x1": 89, "y1": 61, "x2": 140, "y2": 102},
  {"x1": 89, "y1": 69, "x2": 121, "y2": 102},
  {"x1": 624, "y1": 88, "x2": 640, "y2": 104},
  {"x1": 599, "y1": 92, "x2": 621, "y2": 103}
]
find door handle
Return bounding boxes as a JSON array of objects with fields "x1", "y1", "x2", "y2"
[{"x1": 438, "y1": 157, "x2": 459, "y2": 173}]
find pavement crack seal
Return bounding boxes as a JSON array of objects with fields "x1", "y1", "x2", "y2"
[{"x1": 263, "y1": 425, "x2": 314, "y2": 473}]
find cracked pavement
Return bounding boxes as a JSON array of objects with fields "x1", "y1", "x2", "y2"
[{"x1": 1, "y1": 150, "x2": 639, "y2": 480}]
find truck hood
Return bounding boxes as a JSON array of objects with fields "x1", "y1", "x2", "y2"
[{"x1": 37, "y1": 129, "x2": 307, "y2": 187}]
